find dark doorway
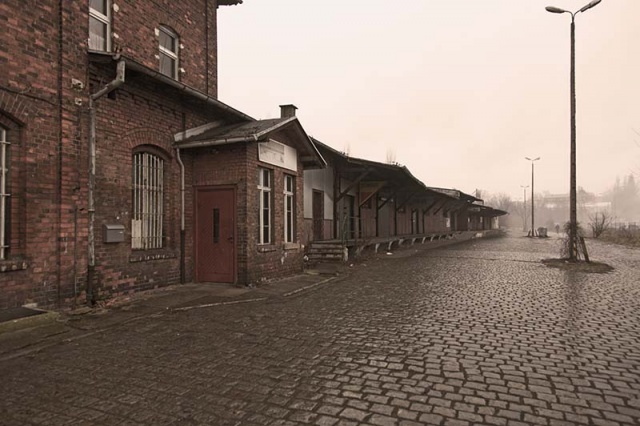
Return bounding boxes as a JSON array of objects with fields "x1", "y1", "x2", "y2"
[{"x1": 312, "y1": 190, "x2": 324, "y2": 241}]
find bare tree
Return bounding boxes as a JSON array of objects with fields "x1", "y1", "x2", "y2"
[
  {"x1": 512, "y1": 200, "x2": 530, "y2": 231},
  {"x1": 386, "y1": 149, "x2": 396, "y2": 165},
  {"x1": 589, "y1": 210, "x2": 613, "y2": 238},
  {"x1": 633, "y1": 128, "x2": 640, "y2": 179},
  {"x1": 487, "y1": 193, "x2": 513, "y2": 213}
]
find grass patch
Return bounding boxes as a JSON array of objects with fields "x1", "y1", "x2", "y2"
[
  {"x1": 541, "y1": 258, "x2": 614, "y2": 274},
  {"x1": 597, "y1": 227, "x2": 640, "y2": 248}
]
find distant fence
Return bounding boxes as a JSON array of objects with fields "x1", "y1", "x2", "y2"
[{"x1": 611, "y1": 222, "x2": 638, "y2": 230}]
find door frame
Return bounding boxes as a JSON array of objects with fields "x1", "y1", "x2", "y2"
[{"x1": 194, "y1": 185, "x2": 237, "y2": 283}]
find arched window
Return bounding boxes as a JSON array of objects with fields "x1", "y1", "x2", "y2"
[
  {"x1": 132, "y1": 151, "x2": 164, "y2": 249},
  {"x1": 159, "y1": 26, "x2": 179, "y2": 79},
  {"x1": 0, "y1": 126, "x2": 9, "y2": 259}
]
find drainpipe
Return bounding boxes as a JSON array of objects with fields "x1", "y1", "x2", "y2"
[
  {"x1": 56, "y1": 0, "x2": 63, "y2": 308},
  {"x1": 176, "y1": 147, "x2": 185, "y2": 284},
  {"x1": 87, "y1": 59, "x2": 125, "y2": 305}
]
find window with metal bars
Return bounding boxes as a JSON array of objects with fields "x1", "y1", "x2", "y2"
[
  {"x1": 89, "y1": 0, "x2": 111, "y2": 51},
  {"x1": 0, "y1": 127, "x2": 9, "y2": 259},
  {"x1": 284, "y1": 175, "x2": 295, "y2": 243},
  {"x1": 258, "y1": 168, "x2": 272, "y2": 245},
  {"x1": 132, "y1": 152, "x2": 164, "y2": 249},
  {"x1": 159, "y1": 26, "x2": 179, "y2": 79}
]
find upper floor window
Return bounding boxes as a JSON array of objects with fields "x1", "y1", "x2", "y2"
[
  {"x1": 159, "y1": 26, "x2": 179, "y2": 79},
  {"x1": 284, "y1": 175, "x2": 295, "y2": 243},
  {"x1": 0, "y1": 127, "x2": 9, "y2": 259},
  {"x1": 132, "y1": 152, "x2": 164, "y2": 250},
  {"x1": 89, "y1": 0, "x2": 111, "y2": 51},
  {"x1": 258, "y1": 168, "x2": 272, "y2": 245}
]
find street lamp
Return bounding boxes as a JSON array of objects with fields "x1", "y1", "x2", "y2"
[
  {"x1": 525, "y1": 157, "x2": 540, "y2": 237},
  {"x1": 520, "y1": 185, "x2": 529, "y2": 232},
  {"x1": 546, "y1": 0, "x2": 601, "y2": 259}
]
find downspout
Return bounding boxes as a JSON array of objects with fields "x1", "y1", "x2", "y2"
[
  {"x1": 205, "y1": 0, "x2": 209, "y2": 94},
  {"x1": 176, "y1": 146, "x2": 185, "y2": 284},
  {"x1": 56, "y1": 0, "x2": 63, "y2": 307},
  {"x1": 333, "y1": 170, "x2": 339, "y2": 239},
  {"x1": 394, "y1": 198, "x2": 398, "y2": 236},
  {"x1": 87, "y1": 59, "x2": 125, "y2": 305}
]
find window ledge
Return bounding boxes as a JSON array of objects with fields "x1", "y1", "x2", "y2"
[
  {"x1": 283, "y1": 242, "x2": 301, "y2": 251},
  {"x1": 257, "y1": 245, "x2": 277, "y2": 253},
  {"x1": 0, "y1": 259, "x2": 29, "y2": 273},
  {"x1": 129, "y1": 250, "x2": 177, "y2": 263}
]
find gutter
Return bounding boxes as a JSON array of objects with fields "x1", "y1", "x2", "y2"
[
  {"x1": 87, "y1": 59, "x2": 126, "y2": 305},
  {"x1": 177, "y1": 134, "x2": 260, "y2": 149},
  {"x1": 123, "y1": 60, "x2": 253, "y2": 122},
  {"x1": 175, "y1": 116, "x2": 299, "y2": 149}
]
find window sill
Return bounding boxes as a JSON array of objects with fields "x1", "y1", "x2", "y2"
[
  {"x1": 129, "y1": 250, "x2": 177, "y2": 263},
  {"x1": 0, "y1": 259, "x2": 29, "y2": 273},
  {"x1": 283, "y1": 242, "x2": 301, "y2": 251},
  {"x1": 257, "y1": 245, "x2": 277, "y2": 253}
]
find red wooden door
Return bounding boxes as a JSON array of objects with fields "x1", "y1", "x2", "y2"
[{"x1": 196, "y1": 187, "x2": 235, "y2": 282}]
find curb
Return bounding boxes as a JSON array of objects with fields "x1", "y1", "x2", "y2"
[{"x1": 0, "y1": 311, "x2": 61, "y2": 335}]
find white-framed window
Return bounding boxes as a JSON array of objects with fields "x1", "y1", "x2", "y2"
[
  {"x1": 132, "y1": 152, "x2": 164, "y2": 250},
  {"x1": 0, "y1": 127, "x2": 9, "y2": 259},
  {"x1": 89, "y1": 0, "x2": 111, "y2": 51},
  {"x1": 159, "y1": 26, "x2": 179, "y2": 79},
  {"x1": 258, "y1": 168, "x2": 272, "y2": 245},
  {"x1": 284, "y1": 175, "x2": 295, "y2": 243}
]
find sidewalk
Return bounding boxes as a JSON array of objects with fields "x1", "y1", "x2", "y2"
[
  {"x1": 0, "y1": 231, "x2": 497, "y2": 362},
  {"x1": 0, "y1": 270, "x2": 340, "y2": 362}
]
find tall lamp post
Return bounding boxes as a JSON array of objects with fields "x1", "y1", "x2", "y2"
[
  {"x1": 546, "y1": 0, "x2": 601, "y2": 259},
  {"x1": 525, "y1": 157, "x2": 540, "y2": 236},
  {"x1": 520, "y1": 185, "x2": 529, "y2": 232}
]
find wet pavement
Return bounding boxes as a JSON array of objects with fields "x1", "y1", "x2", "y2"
[{"x1": 1, "y1": 232, "x2": 640, "y2": 425}]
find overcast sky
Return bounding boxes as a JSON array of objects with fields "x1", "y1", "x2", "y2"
[{"x1": 218, "y1": 0, "x2": 640, "y2": 201}]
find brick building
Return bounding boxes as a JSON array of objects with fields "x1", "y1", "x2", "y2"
[{"x1": 0, "y1": 0, "x2": 324, "y2": 310}]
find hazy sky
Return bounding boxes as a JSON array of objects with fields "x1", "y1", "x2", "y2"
[{"x1": 218, "y1": 0, "x2": 640, "y2": 201}]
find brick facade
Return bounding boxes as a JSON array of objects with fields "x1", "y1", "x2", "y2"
[
  {"x1": 189, "y1": 130, "x2": 307, "y2": 285},
  {"x1": 1, "y1": 0, "x2": 287, "y2": 310}
]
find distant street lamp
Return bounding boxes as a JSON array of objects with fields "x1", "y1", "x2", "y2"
[
  {"x1": 520, "y1": 185, "x2": 529, "y2": 232},
  {"x1": 525, "y1": 157, "x2": 540, "y2": 236},
  {"x1": 546, "y1": 0, "x2": 602, "y2": 259}
]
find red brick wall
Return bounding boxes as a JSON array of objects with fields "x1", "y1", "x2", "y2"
[
  {"x1": 0, "y1": 0, "x2": 65, "y2": 309},
  {"x1": 111, "y1": 0, "x2": 220, "y2": 97},
  {"x1": 0, "y1": 0, "x2": 233, "y2": 309},
  {"x1": 191, "y1": 130, "x2": 307, "y2": 285},
  {"x1": 88, "y1": 64, "x2": 223, "y2": 301},
  {"x1": 245, "y1": 133, "x2": 306, "y2": 284}
]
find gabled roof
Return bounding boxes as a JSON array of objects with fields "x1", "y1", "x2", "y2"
[
  {"x1": 176, "y1": 118, "x2": 293, "y2": 146},
  {"x1": 176, "y1": 117, "x2": 326, "y2": 169}
]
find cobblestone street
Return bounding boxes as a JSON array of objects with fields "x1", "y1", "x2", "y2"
[{"x1": 2, "y1": 233, "x2": 640, "y2": 426}]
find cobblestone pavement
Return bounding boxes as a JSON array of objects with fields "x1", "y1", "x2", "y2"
[{"x1": 2, "y1": 233, "x2": 640, "y2": 426}]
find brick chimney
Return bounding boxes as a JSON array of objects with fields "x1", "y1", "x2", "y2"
[{"x1": 280, "y1": 104, "x2": 297, "y2": 118}]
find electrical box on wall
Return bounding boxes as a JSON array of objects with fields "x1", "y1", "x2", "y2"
[{"x1": 103, "y1": 224, "x2": 125, "y2": 243}]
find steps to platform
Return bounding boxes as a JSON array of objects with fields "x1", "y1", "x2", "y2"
[{"x1": 306, "y1": 242, "x2": 347, "y2": 262}]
